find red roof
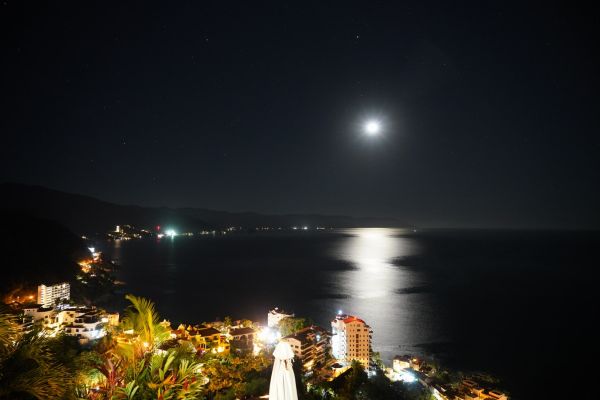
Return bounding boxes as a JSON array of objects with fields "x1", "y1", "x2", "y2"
[{"x1": 343, "y1": 316, "x2": 365, "y2": 324}]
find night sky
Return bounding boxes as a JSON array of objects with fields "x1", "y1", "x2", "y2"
[{"x1": 2, "y1": 1, "x2": 598, "y2": 229}]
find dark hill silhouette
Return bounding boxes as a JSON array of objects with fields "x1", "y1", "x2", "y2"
[
  {"x1": 0, "y1": 212, "x2": 86, "y2": 294},
  {"x1": 0, "y1": 183, "x2": 404, "y2": 235},
  {"x1": 0, "y1": 183, "x2": 207, "y2": 235}
]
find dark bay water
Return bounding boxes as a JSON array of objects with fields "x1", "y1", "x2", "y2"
[{"x1": 101, "y1": 228, "x2": 598, "y2": 398}]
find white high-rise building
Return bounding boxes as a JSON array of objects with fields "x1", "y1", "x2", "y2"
[
  {"x1": 37, "y1": 282, "x2": 70, "y2": 307},
  {"x1": 331, "y1": 313, "x2": 372, "y2": 369}
]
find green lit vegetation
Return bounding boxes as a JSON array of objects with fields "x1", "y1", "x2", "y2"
[
  {"x1": 278, "y1": 317, "x2": 309, "y2": 337},
  {"x1": 0, "y1": 312, "x2": 76, "y2": 399},
  {"x1": 0, "y1": 296, "x2": 274, "y2": 400}
]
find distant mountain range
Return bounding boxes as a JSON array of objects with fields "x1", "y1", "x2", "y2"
[{"x1": 0, "y1": 183, "x2": 404, "y2": 235}]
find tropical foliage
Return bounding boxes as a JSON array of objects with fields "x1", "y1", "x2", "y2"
[
  {"x1": 0, "y1": 312, "x2": 77, "y2": 400},
  {"x1": 0, "y1": 296, "x2": 275, "y2": 400},
  {"x1": 278, "y1": 317, "x2": 309, "y2": 337},
  {"x1": 201, "y1": 352, "x2": 271, "y2": 398},
  {"x1": 77, "y1": 295, "x2": 208, "y2": 400}
]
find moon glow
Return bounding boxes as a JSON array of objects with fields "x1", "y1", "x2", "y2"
[{"x1": 364, "y1": 120, "x2": 381, "y2": 136}]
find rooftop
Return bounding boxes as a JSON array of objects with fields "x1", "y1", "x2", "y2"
[
  {"x1": 192, "y1": 327, "x2": 221, "y2": 337},
  {"x1": 283, "y1": 325, "x2": 329, "y2": 343},
  {"x1": 269, "y1": 307, "x2": 293, "y2": 315},
  {"x1": 342, "y1": 316, "x2": 366, "y2": 324},
  {"x1": 230, "y1": 327, "x2": 256, "y2": 336}
]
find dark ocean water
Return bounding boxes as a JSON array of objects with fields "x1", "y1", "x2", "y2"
[{"x1": 100, "y1": 228, "x2": 598, "y2": 398}]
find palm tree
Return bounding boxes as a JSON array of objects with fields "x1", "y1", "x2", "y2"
[
  {"x1": 92, "y1": 296, "x2": 207, "y2": 399},
  {"x1": 0, "y1": 311, "x2": 75, "y2": 400},
  {"x1": 120, "y1": 294, "x2": 170, "y2": 353}
]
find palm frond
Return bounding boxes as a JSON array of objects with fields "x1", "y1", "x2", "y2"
[{"x1": 0, "y1": 312, "x2": 20, "y2": 360}]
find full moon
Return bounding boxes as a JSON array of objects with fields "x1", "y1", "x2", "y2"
[{"x1": 364, "y1": 120, "x2": 381, "y2": 136}]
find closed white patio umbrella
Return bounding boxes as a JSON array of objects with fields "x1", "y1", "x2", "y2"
[{"x1": 268, "y1": 341, "x2": 298, "y2": 400}]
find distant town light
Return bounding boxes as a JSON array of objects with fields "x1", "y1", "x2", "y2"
[
  {"x1": 88, "y1": 247, "x2": 95, "y2": 253},
  {"x1": 337, "y1": 309, "x2": 343, "y2": 315},
  {"x1": 165, "y1": 229, "x2": 177, "y2": 237}
]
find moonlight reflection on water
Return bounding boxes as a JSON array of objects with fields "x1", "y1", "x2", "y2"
[
  {"x1": 338, "y1": 228, "x2": 408, "y2": 299},
  {"x1": 317, "y1": 228, "x2": 440, "y2": 361}
]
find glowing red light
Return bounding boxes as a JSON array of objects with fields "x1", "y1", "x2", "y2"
[{"x1": 156, "y1": 225, "x2": 161, "y2": 231}]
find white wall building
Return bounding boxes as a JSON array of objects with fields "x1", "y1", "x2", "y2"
[
  {"x1": 281, "y1": 325, "x2": 330, "y2": 370},
  {"x1": 331, "y1": 313, "x2": 372, "y2": 369},
  {"x1": 23, "y1": 306, "x2": 54, "y2": 322},
  {"x1": 63, "y1": 309, "x2": 107, "y2": 341},
  {"x1": 37, "y1": 282, "x2": 70, "y2": 307},
  {"x1": 268, "y1": 307, "x2": 294, "y2": 328},
  {"x1": 22, "y1": 304, "x2": 118, "y2": 340}
]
